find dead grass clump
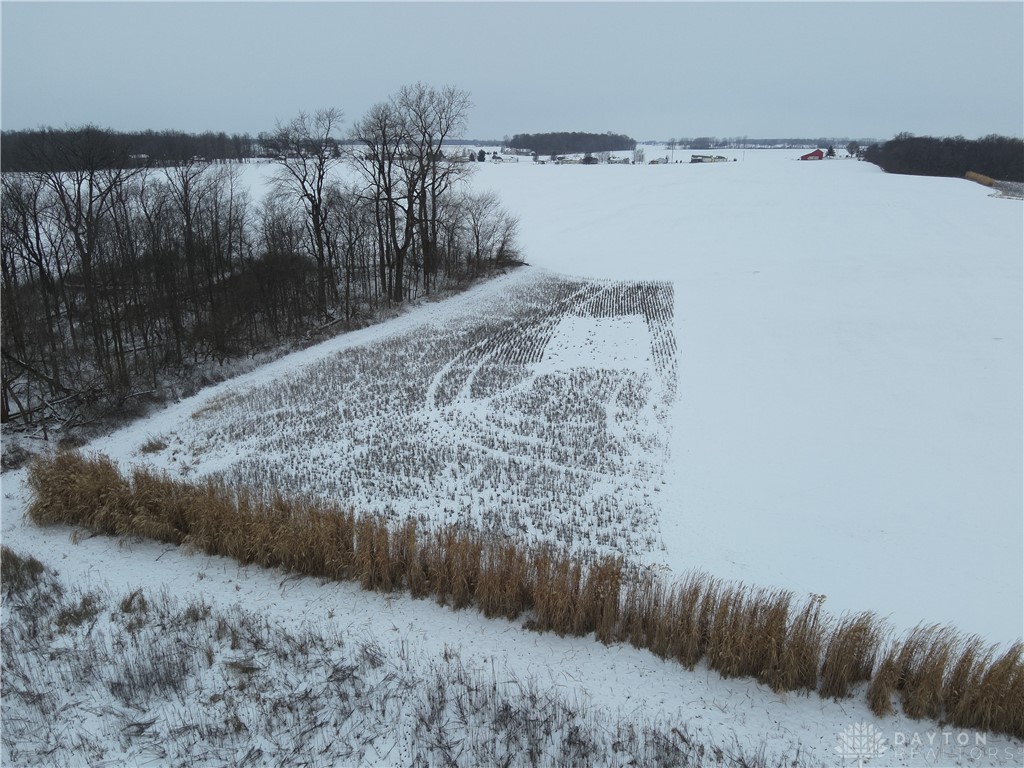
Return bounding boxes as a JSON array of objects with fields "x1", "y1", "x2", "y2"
[
  {"x1": 322, "y1": 505, "x2": 358, "y2": 581},
  {"x1": 55, "y1": 592, "x2": 102, "y2": 633},
  {"x1": 119, "y1": 588, "x2": 149, "y2": 615},
  {"x1": 138, "y1": 436, "x2": 167, "y2": 454},
  {"x1": 573, "y1": 555, "x2": 622, "y2": 643},
  {"x1": 229, "y1": 496, "x2": 285, "y2": 570},
  {"x1": 127, "y1": 467, "x2": 193, "y2": 544},
  {"x1": 892, "y1": 624, "x2": 958, "y2": 721},
  {"x1": 867, "y1": 645, "x2": 899, "y2": 717},
  {"x1": 395, "y1": 519, "x2": 429, "y2": 598},
  {"x1": 265, "y1": 494, "x2": 351, "y2": 578},
  {"x1": 355, "y1": 516, "x2": 393, "y2": 592},
  {"x1": 865, "y1": 624, "x2": 1013, "y2": 727},
  {"x1": 27, "y1": 451, "x2": 132, "y2": 534},
  {"x1": 707, "y1": 585, "x2": 790, "y2": 687},
  {"x1": 779, "y1": 594, "x2": 825, "y2": 693},
  {"x1": 820, "y1": 611, "x2": 884, "y2": 699},
  {"x1": 891, "y1": 628, "x2": 1024, "y2": 738},
  {"x1": 700, "y1": 583, "x2": 823, "y2": 694},
  {"x1": 181, "y1": 480, "x2": 241, "y2": 559},
  {"x1": 1, "y1": 442, "x2": 33, "y2": 470},
  {"x1": 1, "y1": 546, "x2": 47, "y2": 596},
  {"x1": 669, "y1": 572, "x2": 715, "y2": 668},
  {"x1": 751, "y1": 589, "x2": 793, "y2": 691},
  {"x1": 617, "y1": 569, "x2": 662, "y2": 651},
  {"x1": 645, "y1": 573, "x2": 716, "y2": 665},
  {"x1": 441, "y1": 530, "x2": 483, "y2": 610},
  {"x1": 529, "y1": 547, "x2": 581, "y2": 636},
  {"x1": 944, "y1": 636, "x2": 994, "y2": 726},
  {"x1": 280, "y1": 495, "x2": 323, "y2": 573},
  {"x1": 706, "y1": 584, "x2": 746, "y2": 679},
  {"x1": 948, "y1": 641, "x2": 1024, "y2": 738},
  {"x1": 475, "y1": 541, "x2": 531, "y2": 620},
  {"x1": 648, "y1": 587, "x2": 680, "y2": 661}
]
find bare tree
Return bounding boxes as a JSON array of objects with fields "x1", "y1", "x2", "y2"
[
  {"x1": 324, "y1": 183, "x2": 377, "y2": 320},
  {"x1": 395, "y1": 83, "x2": 473, "y2": 294},
  {"x1": 349, "y1": 101, "x2": 418, "y2": 304},
  {"x1": 349, "y1": 85, "x2": 477, "y2": 303},
  {"x1": 461, "y1": 190, "x2": 520, "y2": 275},
  {"x1": 266, "y1": 108, "x2": 345, "y2": 319},
  {"x1": 29, "y1": 128, "x2": 143, "y2": 389},
  {"x1": 1, "y1": 173, "x2": 69, "y2": 423}
]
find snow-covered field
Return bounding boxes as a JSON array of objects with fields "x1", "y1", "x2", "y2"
[
  {"x1": 3, "y1": 149, "x2": 1022, "y2": 765},
  {"x1": 474, "y1": 151, "x2": 1023, "y2": 645}
]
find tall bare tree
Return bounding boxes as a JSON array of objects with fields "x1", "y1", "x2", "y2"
[
  {"x1": 349, "y1": 101, "x2": 419, "y2": 304},
  {"x1": 29, "y1": 128, "x2": 142, "y2": 387},
  {"x1": 266, "y1": 108, "x2": 344, "y2": 319},
  {"x1": 461, "y1": 190, "x2": 520, "y2": 275},
  {"x1": 395, "y1": 83, "x2": 473, "y2": 294}
]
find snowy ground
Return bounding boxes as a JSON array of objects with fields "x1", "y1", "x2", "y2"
[
  {"x1": 3, "y1": 149, "x2": 1022, "y2": 765},
  {"x1": 471, "y1": 151, "x2": 1023, "y2": 646}
]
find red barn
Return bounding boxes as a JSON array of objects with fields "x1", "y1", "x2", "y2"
[{"x1": 800, "y1": 149, "x2": 825, "y2": 161}]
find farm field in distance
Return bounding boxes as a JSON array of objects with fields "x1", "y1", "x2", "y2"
[{"x1": 3, "y1": 148, "x2": 1021, "y2": 765}]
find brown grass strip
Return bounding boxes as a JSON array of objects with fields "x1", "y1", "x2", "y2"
[
  {"x1": 23, "y1": 449, "x2": 1024, "y2": 739},
  {"x1": 966, "y1": 170, "x2": 996, "y2": 187}
]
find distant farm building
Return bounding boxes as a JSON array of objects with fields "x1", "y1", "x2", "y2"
[
  {"x1": 690, "y1": 154, "x2": 728, "y2": 164},
  {"x1": 800, "y1": 149, "x2": 825, "y2": 161}
]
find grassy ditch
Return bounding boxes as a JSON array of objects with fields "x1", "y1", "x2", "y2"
[{"x1": 25, "y1": 449, "x2": 1024, "y2": 740}]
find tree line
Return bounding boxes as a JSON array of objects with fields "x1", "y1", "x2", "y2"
[
  {"x1": 863, "y1": 134, "x2": 1024, "y2": 182},
  {"x1": 1, "y1": 84, "x2": 521, "y2": 432},
  {"x1": 1, "y1": 128, "x2": 261, "y2": 171},
  {"x1": 671, "y1": 137, "x2": 874, "y2": 150},
  {"x1": 506, "y1": 132, "x2": 636, "y2": 156}
]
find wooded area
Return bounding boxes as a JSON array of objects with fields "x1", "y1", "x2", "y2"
[
  {"x1": 506, "y1": 132, "x2": 636, "y2": 156},
  {"x1": 863, "y1": 134, "x2": 1024, "y2": 182},
  {"x1": 1, "y1": 128, "x2": 259, "y2": 171},
  {"x1": 1, "y1": 84, "x2": 520, "y2": 434}
]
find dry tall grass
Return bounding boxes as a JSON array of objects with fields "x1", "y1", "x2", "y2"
[
  {"x1": 820, "y1": 611, "x2": 883, "y2": 699},
  {"x1": 966, "y1": 170, "x2": 997, "y2": 187},
  {"x1": 866, "y1": 625, "x2": 1024, "y2": 738},
  {"x1": 24, "y1": 450, "x2": 1024, "y2": 739},
  {"x1": 475, "y1": 541, "x2": 531, "y2": 620}
]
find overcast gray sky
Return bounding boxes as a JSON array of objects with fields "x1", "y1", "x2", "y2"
[{"x1": 2, "y1": 2, "x2": 1022, "y2": 141}]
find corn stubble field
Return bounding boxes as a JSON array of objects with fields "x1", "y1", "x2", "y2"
[{"x1": 171, "y1": 274, "x2": 677, "y2": 562}]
